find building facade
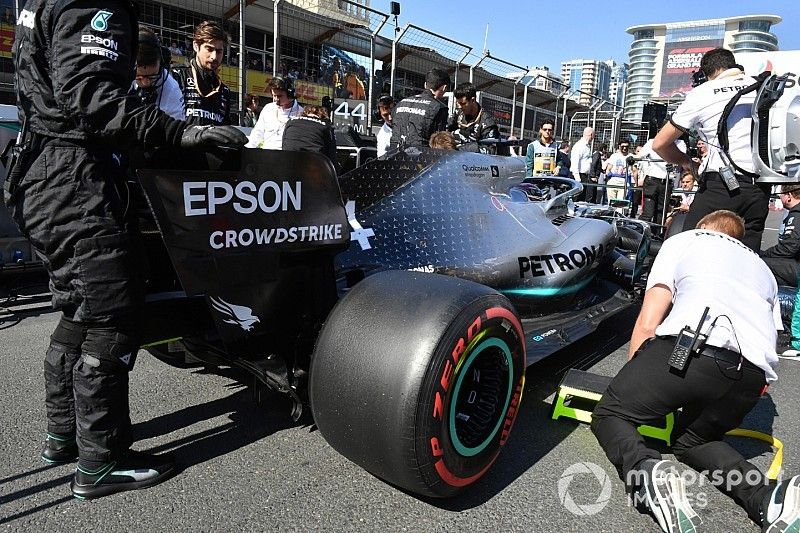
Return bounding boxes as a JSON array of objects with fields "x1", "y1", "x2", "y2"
[
  {"x1": 560, "y1": 59, "x2": 612, "y2": 106},
  {"x1": 607, "y1": 60, "x2": 628, "y2": 110},
  {"x1": 511, "y1": 66, "x2": 565, "y2": 96},
  {"x1": 624, "y1": 14, "x2": 781, "y2": 122}
]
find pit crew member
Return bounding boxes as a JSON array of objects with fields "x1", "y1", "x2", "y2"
[
  {"x1": 133, "y1": 28, "x2": 184, "y2": 120},
  {"x1": 172, "y1": 20, "x2": 231, "y2": 126},
  {"x1": 247, "y1": 76, "x2": 303, "y2": 149},
  {"x1": 8, "y1": 0, "x2": 247, "y2": 499},
  {"x1": 282, "y1": 105, "x2": 339, "y2": 172},
  {"x1": 447, "y1": 82, "x2": 499, "y2": 153},
  {"x1": 591, "y1": 210, "x2": 793, "y2": 533},
  {"x1": 390, "y1": 68, "x2": 450, "y2": 149},
  {"x1": 761, "y1": 184, "x2": 800, "y2": 287},
  {"x1": 654, "y1": 48, "x2": 771, "y2": 252},
  {"x1": 375, "y1": 95, "x2": 394, "y2": 157}
]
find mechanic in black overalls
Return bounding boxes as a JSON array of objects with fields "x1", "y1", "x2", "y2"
[
  {"x1": 447, "y1": 81, "x2": 499, "y2": 154},
  {"x1": 7, "y1": 0, "x2": 246, "y2": 499},
  {"x1": 172, "y1": 20, "x2": 231, "y2": 126},
  {"x1": 762, "y1": 184, "x2": 800, "y2": 287},
  {"x1": 282, "y1": 105, "x2": 340, "y2": 173},
  {"x1": 390, "y1": 68, "x2": 450, "y2": 149}
]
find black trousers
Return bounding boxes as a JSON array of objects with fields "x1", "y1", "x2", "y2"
[
  {"x1": 762, "y1": 257, "x2": 800, "y2": 287},
  {"x1": 591, "y1": 337, "x2": 771, "y2": 523},
  {"x1": 641, "y1": 176, "x2": 672, "y2": 224},
  {"x1": 575, "y1": 172, "x2": 589, "y2": 202},
  {"x1": 586, "y1": 176, "x2": 601, "y2": 203},
  {"x1": 682, "y1": 172, "x2": 771, "y2": 251},
  {"x1": 4, "y1": 139, "x2": 142, "y2": 463}
]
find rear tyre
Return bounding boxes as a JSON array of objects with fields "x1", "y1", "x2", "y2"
[{"x1": 310, "y1": 271, "x2": 526, "y2": 498}]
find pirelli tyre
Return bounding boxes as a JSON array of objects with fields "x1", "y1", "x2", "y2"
[{"x1": 310, "y1": 270, "x2": 526, "y2": 498}]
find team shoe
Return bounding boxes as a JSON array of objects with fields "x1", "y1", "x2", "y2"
[
  {"x1": 634, "y1": 459, "x2": 701, "y2": 533},
  {"x1": 41, "y1": 433, "x2": 78, "y2": 464},
  {"x1": 70, "y1": 450, "x2": 177, "y2": 500},
  {"x1": 762, "y1": 476, "x2": 800, "y2": 532}
]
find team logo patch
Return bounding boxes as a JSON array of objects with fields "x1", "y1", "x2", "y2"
[{"x1": 90, "y1": 10, "x2": 113, "y2": 31}]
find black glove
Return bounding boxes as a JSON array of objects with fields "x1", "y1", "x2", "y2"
[{"x1": 180, "y1": 125, "x2": 249, "y2": 149}]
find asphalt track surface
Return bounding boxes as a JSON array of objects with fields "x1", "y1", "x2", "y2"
[{"x1": 0, "y1": 210, "x2": 794, "y2": 532}]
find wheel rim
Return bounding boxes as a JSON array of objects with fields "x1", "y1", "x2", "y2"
[{"x1": 448, "y1": 335, "x2": 514, "y2": 457}]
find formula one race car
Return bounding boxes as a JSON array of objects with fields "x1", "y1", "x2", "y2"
[{"x1": 136, "y1": 147, "x2": 653, "y2": 499}]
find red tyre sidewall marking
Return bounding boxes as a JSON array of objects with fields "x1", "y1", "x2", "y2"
[{"x1": 429, "y1": 305, "x2": 526, "y2": 487}]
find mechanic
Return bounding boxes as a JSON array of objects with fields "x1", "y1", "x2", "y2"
[
  {"x1": 525, "y1": 119, "x2": 558, "y2": 176},
  {"x1": 591, "y1": 210, "x2": 793, "y2": 533},
  {"x1": 247, "y1": 76, "x2": 304, "y2": 149},
  {"x1": 282, "y1": 105, "x2": 339, "y2": 172},
  {"x1": 653, "y1": 48, "x2": 772, "y2": 252},
  {"x1": 133, "y1": 28, "x2": 184, "y2": 120},
  {"x1": 172, "y1": 20, "x2": 231, "y2": 126},
  {"x1": 761, "y1": 184, "x2": 800, "y2": 287},
  {"x1": 446, "y1": 82, "x2": 499, "y2": 153},
  {"x1": 429, "y1": 131, "x2": 457, "y2": 150},
  {"x1": 637, "y1": 131, "x2": 687, "y2": 224},
  {"x1": 570, "y1": 127, "x2": 594, "y2": 201},
  {"x1": 7, "y1": 0, "x2": 247, "y2": 499},
  {"x1": 375, "y1": 95, "x2": 395, "y2": 157},
  {"x1": 390, "y1": 68, "x2": 450, "y2": 149}
]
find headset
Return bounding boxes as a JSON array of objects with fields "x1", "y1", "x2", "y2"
[
  {"x1": 270, "y1": 76, "x2": 296, "y2": 100},
  {"x1": 138, "y1": 30, "x2": 171, "y2": 71},
  {"x1": 374, "y1": 94, "x2": 395, "y2": 122}
]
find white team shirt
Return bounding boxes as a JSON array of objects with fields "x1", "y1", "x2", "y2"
[
  {"x1": 132, "y1": 69, "x2": 185, "y2": 121},
  {"x1": 376, "y1": 122, "x2": 392, "y2": 157},
  {"x1": 647, "y1": 229, "x2": 781, "y2": 383},
  {"x1": 570, "y1": 138, "x2": 592, "y2": 177},
  {"x1": 639, "y1": 139, "x2": 686, "y2": 180},
  {"x1": 670, "y1": 68, "x2": 757, "y2": 175},
  {"x1": 247, "y1": 100, "x2": 304, "y2": 149}
]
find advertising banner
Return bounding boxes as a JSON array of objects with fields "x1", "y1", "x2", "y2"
[{"x1": 659, "y1": 39, "x2": 723, "y2": 98}]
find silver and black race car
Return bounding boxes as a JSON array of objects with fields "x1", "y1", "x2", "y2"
[{"x1": 133, "y1": 146, "x2": 654, "y2": 499}]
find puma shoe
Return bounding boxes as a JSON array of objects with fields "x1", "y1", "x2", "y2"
[
  {"x1": 633, "y1": 459, "x2": 701, "y2": 533},
  {"x1": 70, "y1": 450, "x2": 177, "y2": 500},
  {"x1": 41, "y1": 433, "x2": 78, "y2": 464},
  {"x1": 762, "y1": 476, "x2": 800, "y2": 532}
]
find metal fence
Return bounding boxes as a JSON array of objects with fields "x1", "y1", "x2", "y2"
[{"x1": 0, "y1": 0, "x2": 611, "y2": 133}]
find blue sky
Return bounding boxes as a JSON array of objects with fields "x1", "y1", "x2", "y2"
[{"x1": 381, "y1": 1, "x2": 800, "y2": 73}]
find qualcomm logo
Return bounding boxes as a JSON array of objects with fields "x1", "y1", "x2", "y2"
[
  {"x1": 209, "y1": 296, "x2": 261, "y2": 331},
  {"x1": 557, "y1": 462, "x2": 612, "y2": 516}
]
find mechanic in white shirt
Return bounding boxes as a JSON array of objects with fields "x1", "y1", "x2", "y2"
[
  {"x1": 247, "y1": 76, "x2": 303, "y2": 150},
  {"x1": 570, "y1": 127, "x2": 593, "y2": 201},
  {"x1": 654, "y1": 48, "x2": 772, "y2": 251},
  {"x1": 375, "y1": 95, "x2": 395, "y2": 157},
  {"x1": 637, "y1": 135, "x2": 686, "y2": 223},
  {"x1": 591, "y1": 209, "x2": 789, "y2": 533},
  {"x1": 133, "y1": 29, "x2": 184, "y2": 121}
]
